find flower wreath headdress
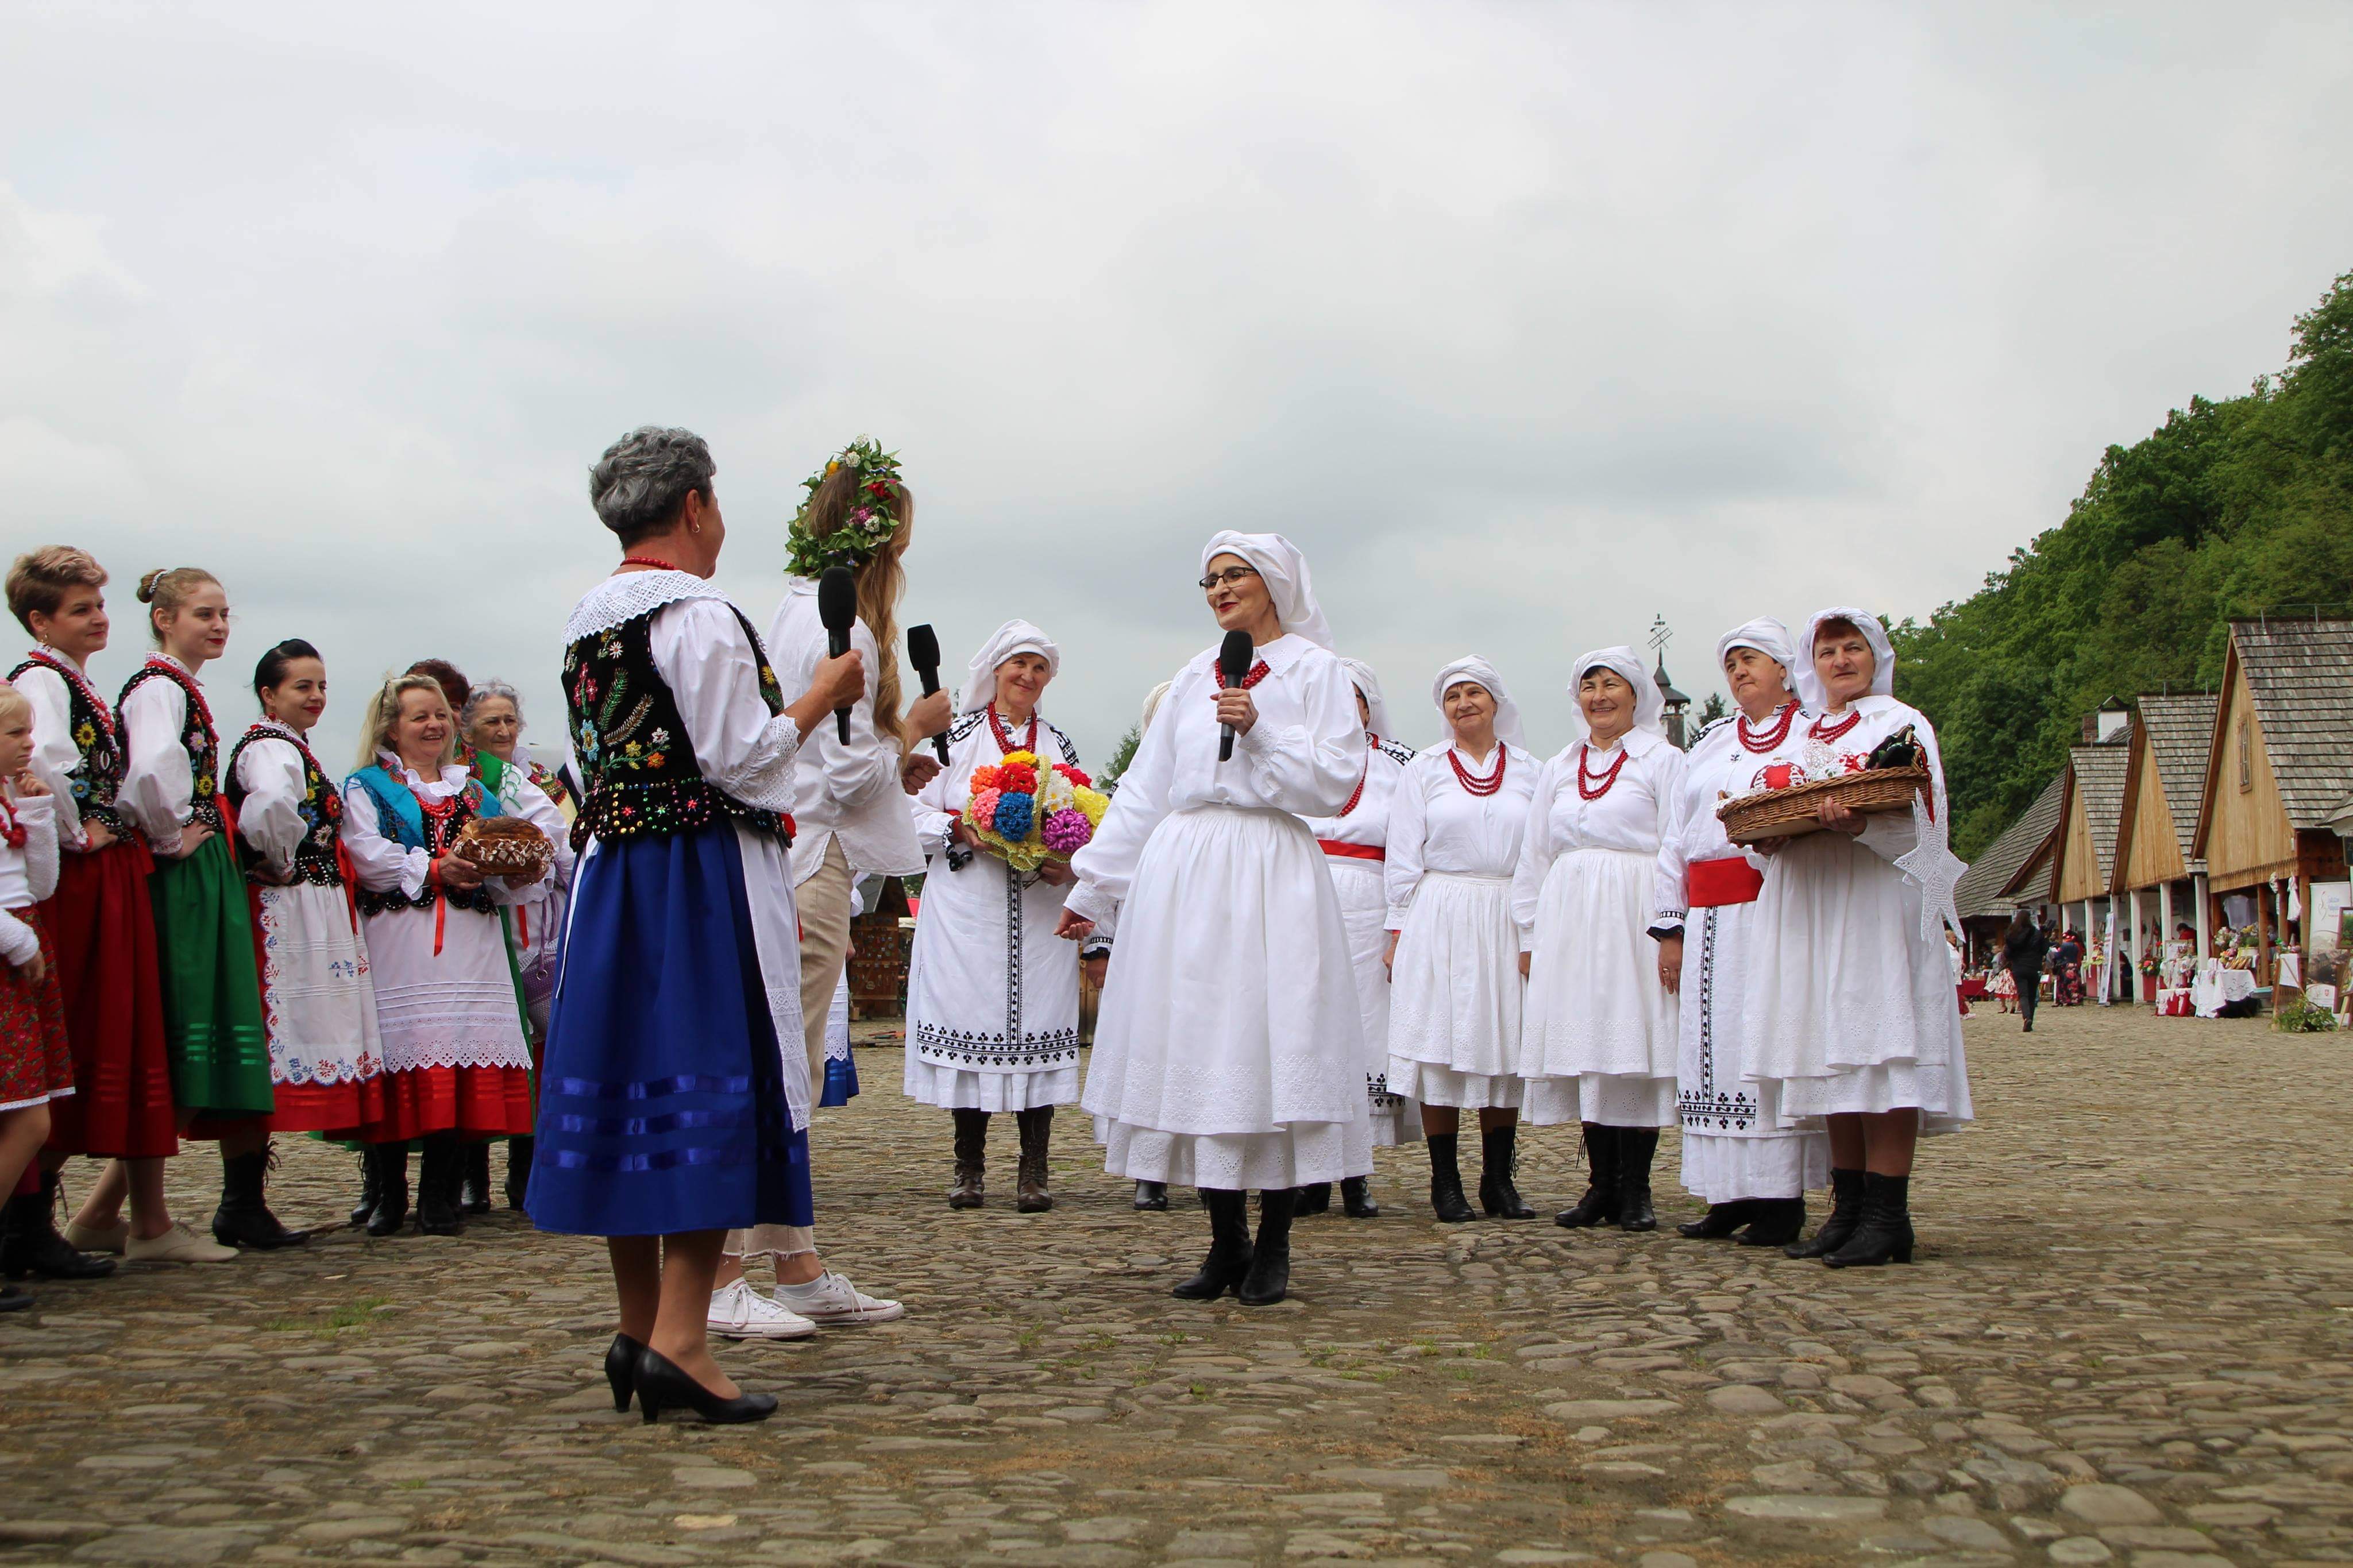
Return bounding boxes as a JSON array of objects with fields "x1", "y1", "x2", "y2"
[{"x1": 786, "y1": 437, "x2": 906, "y2": 578}]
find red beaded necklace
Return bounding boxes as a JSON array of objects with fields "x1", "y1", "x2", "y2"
[
  {"x1": 986, "y1": 702, "x2": 1040, "y2": 757},
  {"x1": 0, "y1": 798, "x2": 23, "y2": 851},
  {"x1": 1738, "y1": 701, "x2": 1799, "y2": 754},
  {"x1": 618, "y1": 557, "x2": 680, "y2": 573},
  {"x1": 1576, "y1": 741, "x2": 1630, "y2": 800},
  {"x1": 1810, "y1": 709, "x2": 1862, "y2": 744},
  {"x1": 1449, "y1": 743, "x2": 1507, "y2": 797},
  {"x1": 26, "y1": 649, "x2": 117, "y2": 744},
  {"x1": 1333, "y1": 736, "x2": 1377, "y2": 817},
  {"x1": 1214, "y1": 659, "x2": 1271, "y2": 691}
]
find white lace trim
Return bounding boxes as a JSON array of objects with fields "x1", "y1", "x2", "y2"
[
  {"x1": 381, "y1": 1036, "x2": 535, "y2": 1075},
  {"x1": 564, "y1": 570, "x2": 731, "y2": 642}
]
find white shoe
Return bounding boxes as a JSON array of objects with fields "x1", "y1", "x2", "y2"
[
  {"x1": 772, "y1": 1270, "x2": 905, "y2": 1326},
  {"x1": 64, "y1": 1218, "x2": 129, "y2": 1255},
  {"x1": 707, "y1": 1278, "x2": 817, "y2": 1341},
  {"x1": 126, "y1": 1222, "x2": 238, "y2": 1264}
]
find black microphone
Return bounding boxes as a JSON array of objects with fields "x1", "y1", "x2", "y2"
[
  {"x1": 817, "y1": 567, "x2": 858, "y2": 745},
  {"x1": 906, "y1": 623, "x2": 951, "y2": 766},
  {"x1": 1217, "y1": 629, "x2": 1253, "y2": 762}
]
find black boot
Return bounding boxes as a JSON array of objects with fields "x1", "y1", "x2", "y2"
[
  {"x1": 1426, "y1": 1133, "x2": 1476, "y2": 1223},
  {"x1": 460, "y1": 1143, "x2": 493, "y2": 1215},
  {"x1": 1172, "y1": 1189, "x2": 1253, "y2": 1300},
  {"x1": 1133, "y1": 1180, "x2": 1168, "y2": 1211},
  {"x1": 947, "y1": 1109, "x2": 987, "y2": 1208},
  {"x1": 1823, "y1": 1174, "x2": 1915, "y2": 1268},
  {"x1": 365, "y1": 1144, "x2": 411, "y2": 1237},
  {"x1": 1, "y1": 1171, "x2": 116, "y2": 1280},
  {"x1": 505, "y1": 1136, "x2": 533, "y2": 1211},
  {"x1": 348, "y1": 1148, "x2": 379, "y2": 1229},
  {"x1": 1554, "y1": 1125, "x2": 1622, "y2": 1228},
  {"x1": 1239, "y1": 1188, "x2": 1294, "y2": 1306},
  {"x1": 1784, "y1": 1168, "x2": 1863, "y2": 1258},
  {"x1": 415, "y1": 1134, "x2": 464, "y2": 1235},
  {"x1": 1617, "y1": 1128, "x2": 1660, "y2": 1233},
  {"x1": 1015, "y1": 1107, "x2": 1054, "y2": 1212},
  {"x1": 1737, "y1": 1196, "x2": 1808, "y2": 1248},
  {"x1": 1478, "y1": 1124, "x2": 1537, "y2": 1218},
  {"x1": 1293, "y1": 1182, "x2": 1332, "y2": 1215},
  {"x1": 211, "y1": 1145, "x2": 310, "y2": 1250},
  {"x1": 1677, "y1": 1200, "x2": 1760, "y2": 1240},
  {"x1": 1340, "y1": 1175, "x2": 1378, "y2": 1218}
]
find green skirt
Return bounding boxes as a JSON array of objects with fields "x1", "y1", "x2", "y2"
[{"x1": 149, "y1": 833, "x2": 274, "y2": 1119}]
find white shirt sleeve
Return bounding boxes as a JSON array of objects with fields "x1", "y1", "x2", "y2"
[
  {"x1": 1510, "y1": 755, "x2": 1561, "y2": 953},
  {"x1": 118, "y1": 677, "x2": 194, "y2": 857},
  {"x1": 1383, "y1": 763, "x2": 1429, "y2": 930},
  {"x1": 650, "y1": 598, "x2": 805, "y2": 813},
  {"x1": 1067, "y1": 689, "x2": 1181, "y2": 940},
  {"x1": 1234, "y1": 654, "x2": 1364, "y2": 817},
  {"x1": 907, "y1": 734, "x2": 958, "y2": 856},
  {"x1": 16, "y1": 666, "x2": 85, "y2": 850},
  {"x1": 340, "y1": 779, "x2": 430, "y2": 899},
  {"x1": 0, "y1": 795, "x2": 58, "y2": 966},
  {"x1": 1648, "y1": 745, "x2": 1688, "y2": 925},
  {"x1": 234, "y1": 739, "x2": 307, "y2": 880},
  {"x1": 504, "y1": 773, "x2": 576, "y2": 893}
]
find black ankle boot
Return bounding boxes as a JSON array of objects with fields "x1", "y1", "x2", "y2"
[
  {"x1": 1823, "y1": 1174, "x2": 1915, "y2": 1268},
  {"x1": 948, "y1": 1109, "x2": 987, "y2": 1209},
  {"x1": 415, "y1": 1135, "x2": 464, "y2": 1236},
  {"x1": 1015, "y1": 1107, "x2": 1054, "y2": 1212},
  {"x1": 1555, "y1": 1124, "x2": 1621, "y2": 1228},
  {"x1": 1478, "y1": 1124, "x2": 1536, "y2": 1218},
  {"x1": 1677, "y1": 1200, "x2": 1760, "y2": 1239},
  {"x1": 460, "y1": 1143, "x2": 493, "y2": 1215},
  {"x1": 1617, "y1": 1128, "x2": 1660, "y2": 1233},
  {"x1": 1173, "y1": 1189, "x2": 1253, "y2": 1300},
  {"x1": 1293, "y1": 1182, "x2": 1332, "y2": 1215},
  {"x1": 1340, "y1": 1176, "x2": 1378, "y2": 1218},
  {"x1": 349, "y1": 1149, "x2": 379, "y2": 1229},
  {"x1": 1426, "y1": 1133, "x2": 1476, "y2": 1223},
  {"x1": 1239, "y1": 1188, "x2": 1294, "y2": 1306},
  {"x1": 1737, "y1": 1196, "x2": 1807, "y2": 1248},
  {"x1": 1, "y1": 1171, "x2": 116, "y2": 1280},
  {"x1": 505, "y1": 1136, "x2": 533, "y2": 1210},
  {"x1": 365, "y1": 1144, "x2": 411, "y2": 1237},
  {"x1": 211, "y1": 1145, "x2": 310, "y2": 1250},
  {"x1": 1784, "y1": 1168, "x2": 1863, "y2": 1258},
  {"x1": 1133, "y1": 1180, "x2": 1168, "y2": 1211}
]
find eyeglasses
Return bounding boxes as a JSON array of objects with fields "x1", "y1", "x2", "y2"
[{"x1": 1198, "y1": 566, "x2": 1260, "y2": 591}]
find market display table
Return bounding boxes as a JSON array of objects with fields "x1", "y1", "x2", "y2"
[{"x1": 2155, "y1": 988, "x2": 2193, "y2": 1017}]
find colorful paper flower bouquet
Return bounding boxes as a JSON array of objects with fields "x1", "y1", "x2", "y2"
[{"x1": 963, "y1": 751, "x2": 1110, "y2": 872}]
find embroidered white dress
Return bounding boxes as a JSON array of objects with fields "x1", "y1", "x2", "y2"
[
  {"x1": 1298, "y1": 735, "x2": 1421, "y2": 1145},
  {"x1": 1384, "y1": 741, "x2": 1538, "y2": 1111},
  {"x1": 1655, "y1": 712, "x2": 1830, "y2": 1203},
  {"x1": 902, "y1": 706, "x2": 1084, "y2": 1113},
  {"x1": 1514, "y1": 732, "x2": 1684, "y2": 1127},
  {"x1": 1069, "y1": 635, "x2": 1371, "y2": 1189},
  {"x1": 1741, "y1": 698, "x2": 1974, "y2": 1130}
]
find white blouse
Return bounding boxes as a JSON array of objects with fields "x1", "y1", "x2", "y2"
[
  {"x1": 342, "y1": 757, "x2": 547, "y2": 907},
  {"x1": 232, "y1": 727, "x2": 319, "y2": 881},
  {"x1": 117, "y1": 654, "x2": 209, "y2": 858},
  {"x1": 15, "y1": 656, "x2": 94, "y2": 849},
  {"x1": 0, "y1": 794, "x2": 60, "y2": 967},
  {"x1": 768, "y1": 577, "x2": 922, "y2": 885},
  {"x1": 1298, "y1": 735, "x2": 1411, "y2": 854},
  {"x1": 1652, "y1": 705, "x2": 1807, "y2": 925},
  {"x1": 1511, "y1": 729, "x2": 1685, "y2": 951},
  {"x1": 1384, "y1": 741, "x2": 1540, "y2": 928}
]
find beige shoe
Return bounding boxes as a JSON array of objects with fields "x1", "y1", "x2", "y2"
[
  {"x1": 126, "y1": 1222, "x2": 238, "y2": 1264},
  {"x1": 63, "y1": 1218, "x2": 129, "y2": 1255}
]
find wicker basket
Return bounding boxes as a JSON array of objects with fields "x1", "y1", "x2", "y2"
[
  {"x1": 452, "y1": 817, "x2": 553, "y2": 878},
  {"x1": 1715, "y1": 764, "x2": 1931, "y2": 845}
]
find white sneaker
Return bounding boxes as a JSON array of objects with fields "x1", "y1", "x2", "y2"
[
  {"x1": 707, "y1": 1277, "x2": 818, "y2": 1341},
  {"x1": 126, "y1": 1222, "x2": 237, "y2": 1264},
  {"x1": 771, "y1": 1270, "x2": 905, "y2": 1326}
]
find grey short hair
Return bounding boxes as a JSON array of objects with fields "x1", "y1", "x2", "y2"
[
  {"x1": 460, "y1": 679, "x2": 523, "y2": 732},
  {"x1": 589, "y1": 426, "x2": 716, "y2": 541}
]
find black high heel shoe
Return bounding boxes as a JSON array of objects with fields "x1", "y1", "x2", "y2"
[
  {"x1": 604, "y1": 1333, "x2": 645, "y2": 1412},
  {"x1": 634, "y1": 1347, "x2": 777, "y2": 1426}
]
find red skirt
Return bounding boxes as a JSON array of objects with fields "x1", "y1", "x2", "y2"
[
  {"x1": 38, "y1": 841, "x2": 180, "y2": 1157},
  {"x1": 0, "y1": 906, "x2": 75, "y2": 1113},
  {"x1": 331, "y1": 1063, "x2": 534, "y2": 1143}
]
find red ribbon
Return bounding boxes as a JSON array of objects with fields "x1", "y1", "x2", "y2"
[{"x1": 1318, "y1": 840, "x2": 1385, "y2": 862}]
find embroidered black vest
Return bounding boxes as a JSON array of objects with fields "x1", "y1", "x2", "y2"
[
  {"x1": 225, "y1": 724, "x2": 346, "y2": 887},
  {"x1": 345, "y1": 768, "x2": 498, "y2": 917},
  {"x1": 8, "y1": 650, "x2": 126, "y2": 835},
  {"x1": 117, "y1": 659, "x2": 223, "y2": 835},
  {"x1": 563, "y1": 603, "x2": 794, "y2": 849}
]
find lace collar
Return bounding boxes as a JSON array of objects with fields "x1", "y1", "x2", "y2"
[{"x1": 564, "y1": 570, "x2": 734, "y2": 643}]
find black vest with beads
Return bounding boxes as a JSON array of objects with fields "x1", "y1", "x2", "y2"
[
  {"x1": 7, "y1": 651, "x2": 126, "y2": 836},
  {"x1": 224, "y1": 723, "x2": 347, "y2": 887},
  {"x1": 116, "y1": 659, "x2": 224, "y2": 835}
]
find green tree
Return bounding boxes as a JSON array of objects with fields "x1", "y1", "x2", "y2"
[{"x1": 1100, "y1": 723, "x2": 1143, "y2": 784}]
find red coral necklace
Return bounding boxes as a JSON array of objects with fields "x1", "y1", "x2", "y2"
[
  {"x1": 986, "y1": 702, "x2": 1039, "y2": 757},
  {"x1": 1576, "y1": 742, "x2": 1629, "y2": 801},
  {"x1": 1810, "y1": 709, "x2": 1862, "y2": 743},
  {"x1": 1738, "y1": 701, "x2": 1798, "y2": 754},
  {"x1": 1449, "y1": 743, "x2": 1507, "y2": 797},
  {"x1": 1214, "y1": 661, "x2": 1270, "y2": 690}
]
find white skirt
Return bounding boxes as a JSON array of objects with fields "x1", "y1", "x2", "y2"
[
  {"x1": 1324, "y1": 855, "x2": 1421, "y2": 1147},
  {"x1": 1082, "y1": 806, "x2": 1371, "y2": 1188},
  {"x1": 361, "y1": 902, "x2": 531, "y2": 1076},
  {"x1": 1680, "y1": 1129, "x2": 1830, "y2": 1204},
  {"x1": 1675, "y1": 901, "x2": 1826, "y2": 1200},
  {"x1": 903, "y1": 847, "x2": 1082, "y2": 1113},
  {"x1": 1521, "y1": 848, "x2": 1676, "y2": 1128},
  {"x1": 1388, "y1": 871, "x2": 1523, "y2": 1110},
  {"x1": 254, "y1": 881, "x2": 383, "y2": 1088}
]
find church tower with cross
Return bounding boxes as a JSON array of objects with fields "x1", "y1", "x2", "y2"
[{"x1": 1649, "y1": 614, "x2": 1692, "y2": 748}]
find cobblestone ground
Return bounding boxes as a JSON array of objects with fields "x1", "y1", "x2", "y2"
[{"x1": 4, "y1": 1004, "x2": 2350, "y2": 1567}]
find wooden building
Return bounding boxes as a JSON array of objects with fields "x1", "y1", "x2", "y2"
[
  {"x1": 1955, "y1": 770, "x2": 2064, "y2": 956},
  {"x1": 2049, "y1": 735, "x2": 2134, "y2": 992},
  {"x1": 2107, "y1": 692, "x2": 2220, "y2": 978}
]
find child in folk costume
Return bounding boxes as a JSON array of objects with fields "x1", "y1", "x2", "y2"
[
  {"x1": 0, "y1": 681, "x2": 76, "y2": 1311},
  {"x1": 1290, "y1": 658, "x2": 1418, "y2": 1219},
  {"x1": 1652, "y1": 620, "x2": 1828, "y2": 1249},
  {"x1": 117, "y1": 568, "x2": 297, "y2": 1253},
  {"x1": 1743, "y1": 608, "x2": 1973, "y2": 1267},
  {"x1": 1384, "y1": 656, "x2": 1540, "y2": 1223},
  {"x1": 341, "y1": 674, "x2": 547, "y2": 1238},
  {"x1": 1515, "y1": 646, "x2": 1686, "y2": 1234},
  {"x1": 904, "y1": 620, "x2": 1085, "y2": 1212},
  {"x1": 1060, "y1": 532, "x2": 1370, "y2": 1307}
]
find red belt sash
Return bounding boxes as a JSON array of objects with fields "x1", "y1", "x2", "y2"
[
  {"x1": 1318, "y1": 840, "x2": 1385, "y2": 863},
  {"x1": 1687, "y1": 855, "x2": 1763, "y2": 907}
]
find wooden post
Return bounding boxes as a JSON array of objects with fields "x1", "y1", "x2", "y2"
[
  {"x1": 2258, "y1": 884, "x2": 2274, "y2": 987},
  {"x1": 2195, "y1": 872, "x2": 2212, "y2": 959}
]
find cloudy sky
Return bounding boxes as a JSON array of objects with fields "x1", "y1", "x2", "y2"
[{"x1": 5, "y1": 3, "x2": 2351, "y2": 768}]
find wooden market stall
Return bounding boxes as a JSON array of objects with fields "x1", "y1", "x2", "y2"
[
  {"x1": 2047, "y1": 735, "x2": 2134, "y2": 999},
  {"x1": 2107, "y1": 692, "x2": 2219, "y2": 995}
]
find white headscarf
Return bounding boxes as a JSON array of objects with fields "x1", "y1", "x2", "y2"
[
  {"x1": 1715, "y1": 616, "x2": 1800, "y2": 709},
  {"x1": 1338, "y1": 657, "x2": 1394, "y2": 742},
  {"x1": 1199, "y1": 531, "x2": 1334, "y2": 650},
  {"x1": 961, "y1": 619, "x2": 1060, "y2": 713},
  {"x1": 1793, "y1": 607, "x2": 1896, "y2": 711},
  {"x1": 1429, "y1": 655, "x2": 1526, "y2": 751},
  {"x1": 1567, "y1": 645, "x2": 1665, "y2": 741}
]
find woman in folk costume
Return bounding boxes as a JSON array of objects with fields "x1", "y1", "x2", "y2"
[
  {"x1": 1120, "y1": 677, "x2": 1175, "y2": 1213},
  {"x1": 1384, "y1": 656, "x2": 1539, "y2": 1223},
  {"x1": 0, "y1": 680, "x2": 77, "y2": 1310},
  {"x1": 340, "y1": 674, "x2": 546, "y2": 1237},
  {"x1": 1292, "y1": 657, "x2": 1418, "y2": 1218},
  {"x1": 1515, "y1": 646, "x2": 1685, "y2": 1233},
  {"x1": 2, "y1": 550, "x2": 182, "y2": 1277},
  {"x1": 1059, "y1": 532, "x2": 1368, "y2": 1307},
  {"x1": 1743, "y1": 608, "x2": 1972, "y2": 1268},
  {"x1": 904, "y1": 620, "x2": 1085, "y2": 1211},
  {"x1": 117, "y1": 567, "x2": 298, "y2": 1254},
  {"x1": 1652, "y1": 620, "x2": 1827, "y2": 1248},
  {"x1": 533, "y1": 425, "x2": 863, "y2": 1424}
]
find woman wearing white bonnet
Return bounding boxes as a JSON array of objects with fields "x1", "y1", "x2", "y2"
[
  {"x1": 1059, "y1": 531, "x2": 1368, "y2": 1307},
  {"x1": 1292, "y1": 656, "x2": 1421, "y2": 1219},
  {"x1": 904, "y1": 619, "x2": 1086, "y2": 1214},
  {"x1": 1652, "y1": 619, "x2": 1827, "y2": 1247},
  {"x1": 1513, "y1": 646, "x2": 1686, "y2": 1233},
  {"x1": 1384, "y1": 655, "x2": 1540, "y2": 1223},
  {"x1": 1741, "y1": 608, "x2": 1972, "y2": 1268}
]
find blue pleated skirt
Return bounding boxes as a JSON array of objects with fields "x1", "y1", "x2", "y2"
[{"x1": 526, "y1": 823, "x2": 812, "y2": 1237}]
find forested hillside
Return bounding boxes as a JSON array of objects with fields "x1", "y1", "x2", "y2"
[{"x1": 1895, "y1": 271, "x2": 2353, "y2": 858}]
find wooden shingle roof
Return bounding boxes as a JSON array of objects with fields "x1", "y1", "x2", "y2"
[
  {"x1": 2228, "y1": 618, "x2": 2353, "y2": 831},
  {"x1": 1959, "y1": 770, "x2": 2065, "y2": 918},
  {"x1": 2069, "y1": 740, "x2": 2133, "y2": 889},
  {"x1": 2136, "y1": 692, "x2": 2220, "y2": 866}
]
